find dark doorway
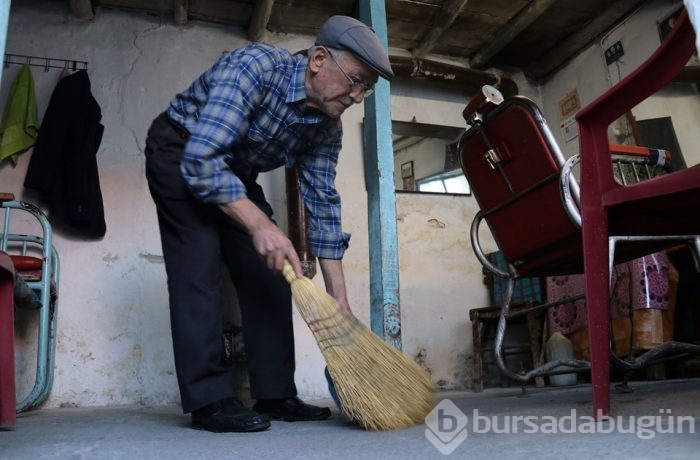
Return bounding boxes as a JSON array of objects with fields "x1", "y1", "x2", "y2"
[{"x1": 636, "y1": 117, "x2": 686, "y2": 171}]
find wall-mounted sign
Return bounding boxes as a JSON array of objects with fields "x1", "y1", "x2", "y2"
[
  {"x1": 558, "y1": 89, "x2": 581, "y2": 120},
  {"x1": 560, "y1": 116, "x2": 579, "y2": 143}
]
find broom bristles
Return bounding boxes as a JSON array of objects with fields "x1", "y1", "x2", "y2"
[{"x1": 283, "y1": 262, "x2": 435, "y2": 431}]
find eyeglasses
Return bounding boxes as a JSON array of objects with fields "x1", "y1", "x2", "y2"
[{"x1": 325, "y1": 48, "x2": 375, "y2": 98}]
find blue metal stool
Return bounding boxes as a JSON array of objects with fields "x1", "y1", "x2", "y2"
[{"x1": 0, "y1": 193, "x2": 60, "y2": 413}]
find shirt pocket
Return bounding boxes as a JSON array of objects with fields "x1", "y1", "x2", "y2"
[{"x1": 246, "y1": 120, "x2": 274, "y2": 144}]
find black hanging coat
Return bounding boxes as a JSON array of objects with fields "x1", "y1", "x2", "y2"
[{"x1": 24, "y1": 70, "x2": 106, "y2": 238}]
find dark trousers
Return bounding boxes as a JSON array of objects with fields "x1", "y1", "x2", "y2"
[{"x1": 144, "y1": 112, "x2": 297, "y2": 413}]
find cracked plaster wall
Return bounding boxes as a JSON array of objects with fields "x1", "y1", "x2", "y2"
[{"x1": 1, "y1": 0, "x2": 500, "y2": 408}]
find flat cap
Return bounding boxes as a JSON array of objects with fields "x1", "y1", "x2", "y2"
[{"x1": 315, "y1": 15, "x2": 394, "y2": 80}]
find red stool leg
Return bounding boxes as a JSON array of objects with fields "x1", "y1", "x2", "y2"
[
  {"x1": 0, "y1": 254, "x2": 16, "y2": 429},
  {"x1": 581, "y1": 207, "x2": 612, "y2": 419}
]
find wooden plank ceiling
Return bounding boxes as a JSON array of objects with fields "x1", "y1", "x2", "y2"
[{"x1": 72, "y1": 0, "x2": 658, "y2": 83}]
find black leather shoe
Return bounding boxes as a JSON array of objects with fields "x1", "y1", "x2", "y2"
[
  {"x1": 253, "y1": 397, "x2": 332, "y2": 422},
  {"x1": 191, "y1": 398, "x2": 271, "y2": 432}
]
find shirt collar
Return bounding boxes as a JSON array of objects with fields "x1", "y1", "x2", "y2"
[
  {"x1": 287, "y1": 55, "x2": 329, "y2": 122},
  {"x1": 286, "y1": 55, "x2": 309, "y2": 105}
]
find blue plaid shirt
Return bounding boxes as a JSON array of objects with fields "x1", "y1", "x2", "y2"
[{"x1": 167, "y1": 43, "x2": 350, "y2": 259}]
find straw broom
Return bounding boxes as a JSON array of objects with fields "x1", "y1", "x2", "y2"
[{"x1": 282, "y1": 261, "x2": 435, "y2": 431}]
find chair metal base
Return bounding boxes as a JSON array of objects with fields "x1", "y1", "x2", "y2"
[{"x1": 1, "y1": 199, "x2": 60, "y2": 413}]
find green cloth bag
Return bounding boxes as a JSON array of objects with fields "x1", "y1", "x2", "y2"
[{"x1": 0, "y1": 64, "x2": 39, "y2": 165}]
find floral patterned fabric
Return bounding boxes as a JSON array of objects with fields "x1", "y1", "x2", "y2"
[{"x1": 546, "y1": 251, "x2": 671, "y2": 335}]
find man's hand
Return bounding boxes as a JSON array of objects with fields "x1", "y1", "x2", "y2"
[{"x1": 218, "y1": 198, "x2": 303, "y2": 278}]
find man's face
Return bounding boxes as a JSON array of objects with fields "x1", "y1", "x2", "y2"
[{"x1": 306, "y1": 47, "x2": 379, "y2": 119}]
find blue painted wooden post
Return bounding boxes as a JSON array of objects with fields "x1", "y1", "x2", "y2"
[
  {"x1": 358, "y1": 0, "x2": 401, "y2": 350},
  {"x1": 0, "y1": 1, "x2": 10, "y2": 89}
]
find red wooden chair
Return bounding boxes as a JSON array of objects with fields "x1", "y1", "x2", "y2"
[
  {"x1": 576, "y1": 7, "x2": 700, "y2": 417},
  {"x1": 458, "y1": 7, "x2": 700, "y2": 419}
]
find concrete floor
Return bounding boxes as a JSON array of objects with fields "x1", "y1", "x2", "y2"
[{"x1": 1, "y1": 379, "x2": 699, "y2": 460}]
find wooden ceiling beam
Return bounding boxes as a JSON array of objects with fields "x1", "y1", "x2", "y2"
[
  {"x1": 69, "y1": 0, "x2": 94, "y2": 20},
  {"x1": 390, "y1": 55, "x2": 519, "y2": 97},
  {"x1": 173, "y1": 0, "x2": 188, "y2": 26},
  {"x1": 411, "y1": 0, "x2": 471, "y2": 59},
  {"x1": 470, "y1": 0, "x2": 557, "y2": 69},
  {"x1": 249, "y1": 0, "x2": 275, "y2": 42},
  {"x1": 525, "y1": 0, "x2": 648, "y2": 81}
]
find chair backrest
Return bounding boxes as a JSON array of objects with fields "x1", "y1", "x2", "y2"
[
  {"x1": 458, "y1": 96, "x2": 583, "y2": 276},
  {"x1": 1, "y1": 196, "x2": 54, "y2": 283}
]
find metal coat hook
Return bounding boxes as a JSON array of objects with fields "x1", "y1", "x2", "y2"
[{"x1": 3, "y1": 53, "x2": 88, "y2": 71}]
